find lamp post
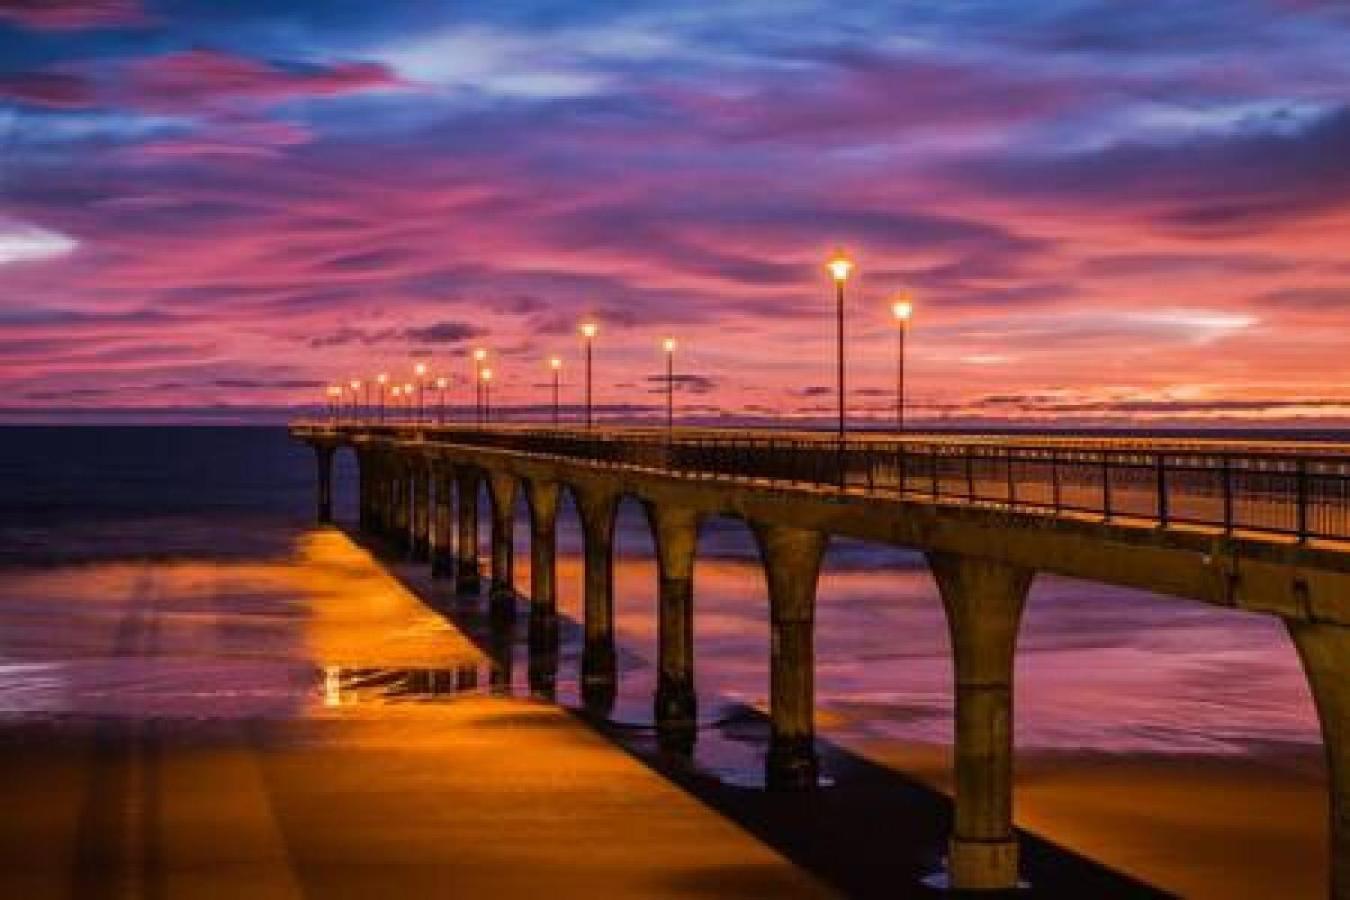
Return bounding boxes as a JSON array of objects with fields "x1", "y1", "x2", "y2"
[
  {"x1": 349, "y1": 379, "x2": 362, "y2": 422},
  {"x1": 891, "y1": 295, "x2": 913, "y2": 433},
  {"x1": 414, "y1": 362, "x2": 427, "y2": 423},
  {"x1": 580, "y1": 321, "x2": 597, "y2": 429},
  {"x1": 327, "y1": 386, "x2": 341, "y2": 424},
  {"x1": 662, "y1": 337, "x2": 676, "y2": 436},
  {"x1": 390, "y1": 385, "x2": 401, "y2": 421},
  {"x1": 376, "y1": 372, "x2": 388, "y2": 423},
  {"x1": 403, "y1": 383, "x2": 414, "y2": 422},
  {"x1": 436, "y1": 376, "x2": 448, "y2": 425},
  {"x1": 549, "y1": 357, "x2": 562, "y2": 426},
  {"x1": 481, "y1": 368, "x2": 493, "y2": 424},
  {"x1": 473, "y1": 348, "x2": 488, "y2": 426},
  {"x1": 826, "y1": 250, "x2": 853, "y2": 443}
]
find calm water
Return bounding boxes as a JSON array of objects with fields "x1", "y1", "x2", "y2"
[{"x1": 0, "y1": 425, "x2": 1328, "y2": 897}]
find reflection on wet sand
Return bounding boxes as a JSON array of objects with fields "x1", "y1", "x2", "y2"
[{"x1": 0, "y1": 530, "x2": 832, "y2": 899}]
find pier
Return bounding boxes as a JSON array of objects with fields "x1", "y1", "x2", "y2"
[{"x1": 295, "y1": 422, "x2": 1350, "y2": 895}]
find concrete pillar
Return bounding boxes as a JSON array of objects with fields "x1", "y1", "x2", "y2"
[
  {"x1": 646, "y1": 502, "x2": 701, "y2": 747},
  {"x1": 314, "y1": 444, "x2": 334, "y2": 523},
  {"x1": 525, "y1": 479, "x2": 561, "y2": 642},
  {"x1": 927, "y1": 552, "x2": 1033, "y2": 891},
  {"x1": 431, "y1": 467, "x2": 455, "y2": 577},
  {"x1": 752, "y1": 522, "x2": 828, "y2": 789},
  {"x1": 1287, "y1": 620, "x2": 1350, "y2": 900},
  {"x1": 575, "y1": 485, "x2": 619, "y2": 714},
  {"x1": 390, "y1": 465, "x2": 409, "y2": 550},
  {"x1": 355, "y1": 450, "x2": 370, "y2": 531},
  {"x1": 487, "y1": 471, "x2": 519, "y2": 619},
  {"x1": 411, "y1": 464, "x2": 431, "y2": 561},
  {"x1": 455, "y1": 468, "x2": 481, "y2": 594}
]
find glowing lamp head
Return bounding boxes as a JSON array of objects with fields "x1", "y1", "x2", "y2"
[
  {"x1": 662, "y1": 337, "x2": 677, "y2": 354},
  {"x1": 349, "y1": 379, "x2": 361, "y2": 391},
  {"x1": 580, "y1": 321, "x2": 598, "y2": 339},
  {"x1": 403, "y1": 382, "x2": 413, "y2": 392},
  {"x1": 480, "y1": 368, "x2": 493, "y2": 382},
  {"x1": 327, "y1": 386, "x2": 340, "y2": 397},
  {"x1": 892, "y1": 297, "x2": 914, "y2": 322},
  {"x1": 826, "y1": 250, "x2": 853, "y2": 283},
  {"x1": 549, "y1": 356, "x2": 562, "y2": 370},
  {"x1": 435, "y1": 376, "x2": 448, "y2": 389},
  {"x1": 414, "y1": 362, "x2": 427, "y2": 377},
  {"x1": 391, "y1": 386, "x2": 401, "y2": 398},
  {"x1": 473, "y1": 348, "x2": 487, "y2": 362},
  {"x1": 376, "y1": 372, "x2": 388, "y2": 385}
]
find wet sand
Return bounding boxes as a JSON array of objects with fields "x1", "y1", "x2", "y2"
[
  {"x1": 0, "y1": 532, "x2": 832, "y2": 899},
  {"x1": 848, "y1": 741, "x2": 1325, "y2": 900}
]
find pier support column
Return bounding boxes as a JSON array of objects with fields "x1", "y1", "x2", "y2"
[
  {"x1": 753, "y1": 523, "x2": 828, "y2": 789},
  {"x1": 355, "y1": 450, "x2": 370, "y2": 532},
  {"x1": 927, "y1": 552, "x2": 1033, "y2": 891},
  {"x1": 646, "y1": 502, "x2": 701, "y2": 748},
  {"x1": 525, "y1": 480, "x2": 561, "y2": 638},
  {"x1": 431, "y1": 466, "x2": 455, "y2": 577},
  {"x1": 575, "y1": 485, "x2": 619, "y2": 714},
  {"x1": 487, "y1": 472, "x2": 519, "y2": 619},
  {"x1": 314, "y1": 444, "x2": 334, "y2": 523},
  {"x1": 411, "y1": 464, "x2": 430, "y2": 561},
  {"x1": 455, "y1": 468, "x2": 481, "y2": 595},
  {"x1": 391, "y1": 465, "x2": 410, "y2": 551},
  {"x1": 1287, "y1": 620, "x2": 1350, "y2": 900}
]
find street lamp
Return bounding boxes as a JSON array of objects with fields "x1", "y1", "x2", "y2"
[
  {"x1": 481, "y1": 368, "x2": 493, "y2": 424},
  {"x1": 349, "y1": 379, "x2": 362, "y2": 421},
  {"x1": 580, "y1": 321, "x2": 598, "y2": 429},
  {"x1": 435, "y1": 376, "x2": 448, "y2": 425},
  {"x1": 391, "y1": 385, "x2": 402, "y2": 421},
  {"x1": 327, "y1": 385, "x2": 341, "y2": 424},
  {"x1": 826, "y1": 249, "x2": 853, "y2": 443},
  {"x1": 376, "y1": 372, "x2": 388, "y2": 422},
  {"x1": 403, "y1": 382, "x2": 414, "y2": 422},
  {"x1": 473, "y1": 348, "x2": 488, "y2": 426},
  {"x1": 891, "y1": 295, "x2": 914, "y2": 433},
  {"x1": 549, "y1": 356, "x2": 562, "y2": 426},
  {"x1": 662, "y1": 337, "x2": 676, "y2": 436},
  {"x1": 414, "y1": 362, "x2": 428, "y2": 423}
]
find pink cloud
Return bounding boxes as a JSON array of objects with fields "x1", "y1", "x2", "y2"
[
  {"x1": 0, "y1": 0, "x2": 144, "y2": 30},
  {"x1": 123, "y1": 49, "x2": 404, "y2": 111}
]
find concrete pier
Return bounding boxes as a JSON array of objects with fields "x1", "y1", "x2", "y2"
[
  {"x1": 487, "y1": 472, "x2": 519, "y2": 619},
  {"x1": 646, "y1": 502, "x2": 701, "y2": 747},
  {"x1": 431, "y1": 466, "x2": 455, "y2": 577},
  {"x1": 575, "y1": 485, "x2": 619, "y2": 714},
  {"x1": 525, "y1": 479, "x2": 561, "y2": 641},
  {"x1": 411, "y1": 464, "x2": 431, "y2": 562},
  {"x1": 929, "y1": 552, "x2": 1033, "y2": 891},
  {"x1": 753, "y1": 522, "x2": 828, "y2": 790},
  {"x1": 455, "y1": 468, "x2": 481, "y2": 595},
  {"x1": 296, "y1": 423, "x2": 1350, "y2": 897},
  {"x1": 1288, "y1": 620, "x2": 1350, "y2": 900}
]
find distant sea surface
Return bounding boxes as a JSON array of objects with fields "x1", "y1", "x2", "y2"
[{"x1": 0, "y1": 425, "x2": 1330, "y2": 898}]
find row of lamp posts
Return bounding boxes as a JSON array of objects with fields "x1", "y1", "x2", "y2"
[{"x1": 326, "y1": 250, "x2": 912, "y2": 435}]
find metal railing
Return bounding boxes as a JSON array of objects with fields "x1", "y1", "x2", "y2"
[{"x1": 297, "y1": 424, "x2": 1350, "y2": 543}]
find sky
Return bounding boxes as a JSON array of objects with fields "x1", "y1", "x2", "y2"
[{"x1": 1, "y1": 0, "x2": 1348, "y2": 426}]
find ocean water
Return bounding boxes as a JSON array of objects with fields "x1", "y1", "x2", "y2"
[{"x1": 0, "y1": 425, "x2": 1329, "y2": 897}]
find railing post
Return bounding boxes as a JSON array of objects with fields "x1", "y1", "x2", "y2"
[
  {"x1": 1223, "y1": 456, "x2": 1235, "y2": 535},
  {"x1": 1157, "y1": 453, "x2": 1169, "y2": 528},
  {"x1": 1005, "y1": 449, "x2": 1016, "y2": 508},
  {"x1": 965, "y1": 450, "x2": 976, "y2": 501},
  {"x1": 931, "y1": 445, "x2": 940, "y2": 499},
  {"x1": 1297, "y1": 459, "x2": 1310, "y2": 542},
  {"x1": 1051, "y1": 449, "x2": 1062, "y2": 514},
  {"x1": 1101, "y1": 454, "x2": 1112, "y2": 523}
]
